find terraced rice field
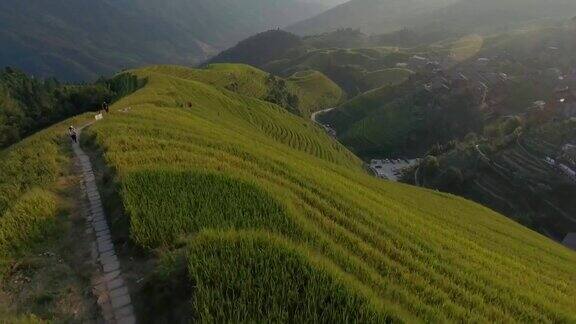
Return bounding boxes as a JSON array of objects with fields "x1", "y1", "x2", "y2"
[
  {"x1": 137, "y1": 64, "x2": 342, "y2": 118},
  {"x1": 77, "y1": 64, "x2": 576, "y2": 321},
  {"x1": 2, "y1": 63, "x2": 575, "y2": 321}
]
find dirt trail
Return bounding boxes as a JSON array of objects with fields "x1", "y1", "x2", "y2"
[{"x1": 72, "y1": 122, "x2": 136, "y2": 324}]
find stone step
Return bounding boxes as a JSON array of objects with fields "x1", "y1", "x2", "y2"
[{"x1": 72, "y1": 126, "x2": 136, "y2": 323}]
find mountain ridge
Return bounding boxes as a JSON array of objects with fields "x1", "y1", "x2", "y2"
[{"x1": 0, "y1": 0, "x2": 328, "y2": 81}]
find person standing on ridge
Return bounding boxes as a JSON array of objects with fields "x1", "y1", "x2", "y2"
[
  {"x1": 102, "y1": 101, "x2": 109, "y2": 114},
  {"x1": 69, "y1": 126, "x2": 78, "y2": 143}
]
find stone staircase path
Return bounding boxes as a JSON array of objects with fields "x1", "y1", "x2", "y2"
[{"x1": 72, "y1": 123, "x2": 136, "y2": 324}]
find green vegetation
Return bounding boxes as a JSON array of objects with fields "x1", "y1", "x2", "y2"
[
  {"x1": 322, "y1": 78, "x2": 483, "y2": 158},
  {"x1": 208, "y1": 29, "x2": 416, "y2": 96},
  {"x1": 135, "y1": 64, "x2": 342, "y2": 117},
  {"x1": 287, "y1": 70, "x2": 344, "y2": 117},
  {"x1": 264, "y1": 75, "x2": 301, "y2": 116},
  {"x1": 0, "y1": 68, "x2": 145, "y2": 149},
  {"x1": 0, "y1": 68, "x2": 110, "y2": 148},
  {"x1": 123, "y1": 171, "x2": 296, "y2": 249},
  {"x1": 363, "y1": 68, "x2": 414, "y2": 89},
  {"x1": 208, "y1": 30, "x2": 304, "y2": 68},
  {"x1": 0, "y1": 189, "x2": 57, "y2": 254},
  {"x1": 412, "y1": 116, "x2": 576, "y2": 239},
  {"x1": 73, "y1": 64, "x2": 576, "y2": 321},
  {"x1": 186, "y1": 230, "x2": 390, "y2": 322},
  {"x1": 0, "y1": 113, "x2": 99, "y2": 320}
]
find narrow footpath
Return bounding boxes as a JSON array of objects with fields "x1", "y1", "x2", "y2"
[{"x1": 72, "y1": 123, "x2": 136, "y2": 324}]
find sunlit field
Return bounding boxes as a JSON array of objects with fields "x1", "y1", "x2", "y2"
[{"x1": 73, "y1": 64, "x2": 576, "y2": 321}]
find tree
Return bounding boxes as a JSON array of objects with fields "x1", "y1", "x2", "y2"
[
  {"x1": 263, "y1": 75, "x2": 300, "y2": 115},
  {"x1": 0, "y1": 68, "x2": 139, "y2": 148},
  {"x1": 422, "y1": 156, "x2": 440, "y2": 177}
]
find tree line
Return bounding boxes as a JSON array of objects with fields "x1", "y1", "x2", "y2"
[{"x1": 0, "y1": 67, "x2": 141, "y2": 148}]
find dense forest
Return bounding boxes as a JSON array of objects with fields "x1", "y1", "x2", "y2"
[{"x1": 0, "y1": 68, "x2": 140, "y2": 148}]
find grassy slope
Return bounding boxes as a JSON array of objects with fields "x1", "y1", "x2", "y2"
[
  {"x1": 363, "y1": 68, "x2": 414, "y2": 90},
  {"x1": 0, "y1": 114, "x2": 96, "y2": 320},
  {"x1": 0, "y1": 116, "x2": 89, "y2": 255},
  {"x1": 321, "y1": 84, "x2": 420, "y2": 157},
  {"x1": 136, "y1": 64, "x2": 342, "y2": 117},
  {"x1": 287, "y1": 70, "x2": 344, "y2": 117},
  {"x1": 80, "y1": 64, "x2": 576, "y2": 321}
]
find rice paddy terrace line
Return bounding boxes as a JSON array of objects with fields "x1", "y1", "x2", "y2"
[{"x1": 79, "y1": 64, "x2": 576, "y2": 322}]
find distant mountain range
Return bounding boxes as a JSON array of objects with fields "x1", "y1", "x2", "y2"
[
  {"x1": 288, "y1": 0, "x2": 576, "y2": 37},
  {"x1": 4, "y1": 0, "x2": 576, "y2": 81},
  {"x1": 0, "y1": 0, "x2": 328, "y2": 81},
  {"x1": 287, "y1": 0, "x2": 455, "y2": 35}
]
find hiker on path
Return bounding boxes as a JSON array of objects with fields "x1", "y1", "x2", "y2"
[
  {"x1": 69, "y1": 126, "x2": 78, "y2": 143},
  {"x1": 102, "y1": 101, "x2": 109, "y2": 114}
]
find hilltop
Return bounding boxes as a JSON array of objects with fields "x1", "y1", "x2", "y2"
[
  {"x1": 0, "y1": 0, "x2": 327, "y2": 81},
  {"x1": 2, "y1": 63, "x2": 575, "y2": 321},
  {"x1": 209, "y1": 29, "x2": 414, "y2": 96},
  {"x1": 139, "y1": 64, "x2": 343, "y2": 118}
]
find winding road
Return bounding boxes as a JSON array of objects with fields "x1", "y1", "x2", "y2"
[
  {"x1": 311, "y1": 107, "x2": 337, "y2": 138},
  {"x1": 311, "y1": 107, "x2": 335, "y2": 124}
]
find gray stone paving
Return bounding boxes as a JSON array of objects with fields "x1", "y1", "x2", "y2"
[{"x1": 72, "y1": 124, "x2": 136, "y2": 324}]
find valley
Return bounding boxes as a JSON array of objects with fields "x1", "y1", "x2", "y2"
[
  {"x1": 0, "y1": 0, "x2": 328, "y2": 81},
  {"x1": 213, "y1": 18, "x2": 576, "y2": 246}
]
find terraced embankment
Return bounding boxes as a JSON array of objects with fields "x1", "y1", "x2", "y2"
[
  {"x1": 80, "y1": 64, "x2": 576, "y2": 321},
  {"x1": 2, "y1": 63, "x2": 575, "y2": 321}
]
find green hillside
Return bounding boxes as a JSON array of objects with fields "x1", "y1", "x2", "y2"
[
  {"x1": 363, "y1": 68, "x2": 414, "y2": 89},
  {"x1": 209, "y1": 29, "x2": 415, "y2": 96},
  {"x1": 135, "y1": 64, "x2": 342, "y2": 118},
  {"x1": 2, "y1": 64, "x2": 576, "y2": 321},
  {"x1": 321, "y1": 76, "x2": 484, "y2": 158},
  {"x1": 85, "y1": 65, "x2": 575, "y2": 321},
  {"x1": 0, "y1": 112, "x2": 101, "y2": 320},
  {"x1": 286, "y1": 70, "x2": 344, "y2": 117}
]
